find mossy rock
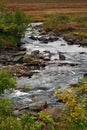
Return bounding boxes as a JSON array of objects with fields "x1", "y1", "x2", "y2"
[
  {"x1": 23, "y1": 54, "x2": 40, "y2": 65},
  {"x1": 23, "y1": 54, "x2": 35, "y2": 63}
]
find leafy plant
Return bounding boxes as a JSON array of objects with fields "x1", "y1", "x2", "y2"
[
  {"x1": 21, "y1": 113, "x2": 42, "y2": 130},
  {"x1": 0, "y1": 5, "x2": 31, "y2": 47},
  {"x1": 0, "y1": 70, "x2": 17, "y2": 94},
  {"x1": 0, "y1": 98, "x2": 12, "y2": 116},
  {"x1": 55, "y1": 77, "x2": 87, "y2": 130},
  {"x1": 38, "y1": 111, "x2": 56, "y2": 130},
  {"x1": 21, "y1": 84, "x2": 30, "y2": 92}
]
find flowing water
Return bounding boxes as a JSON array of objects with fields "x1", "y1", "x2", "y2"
[{"x1": 8, "y1": 23, "x2": 87, "y2": 107}]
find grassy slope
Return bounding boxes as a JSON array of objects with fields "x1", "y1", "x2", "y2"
[{"x1": 0, "y1": 0, "x2": 87, "y2": 36}]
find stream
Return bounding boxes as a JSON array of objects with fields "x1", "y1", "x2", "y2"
[{"x1": 8, "y1": 23, "x2": 87, "y2": 108}]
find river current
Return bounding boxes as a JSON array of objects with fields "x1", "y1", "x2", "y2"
[{"x1": 8, "y1": 23, "x2": 87, "y2": 107}]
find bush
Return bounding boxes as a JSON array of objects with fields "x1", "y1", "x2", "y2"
[
  {"x1": 55, "y1": 77, "x2": 87, "y2": 130},
  {"x1": 0, "y1": 70, "x2": 17, "y2": 94},
  {"x1": 38, "y1": 111, "x2": 56, "y2": 130},
  {"x1": 0, "y1": 98, "x2": 12, "y2": 116},
  {"x1": 0, "y1": 5, "x2": 31, "y2": 47}
]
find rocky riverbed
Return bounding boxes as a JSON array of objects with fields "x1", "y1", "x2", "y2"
[{"x1": 1, "y1": 22, "x2": 87, "y2": 113}]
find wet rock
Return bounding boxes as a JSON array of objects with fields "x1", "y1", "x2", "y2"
[
  {"x1": 59, "y1": 52, "x2": 66, "y2": 60},
  {"x1": 17, "y1": 41, "x2": 25, "y2": 47},
  {"x1": 84, "y1": 73, "x2": 87, "y2": 77},
  {"x1": 12, "y1": 56, "x2": 23, "y2": 63},
  {"x1": 80, "y1": 52, "x2": 86, "y2": 54},
  {"x1": 23, "y1": 71, "x2": 33, "y2": 78},
  {"x1": 39, "y1": 51, "x2": 51, "y2": 61},
  {"x1": 31, "y1": 50, "x2": 40, "y2": 57},
  {"x1": 69, "y1": 63, "x2": 78, "y2": 67},
  {"x1": 61, "y1": 44, "x2": 66, "y2": 46},
  {"x1": 63, "y1": 34, "x2": 76, "y2": 43},
  {"x1": 63, "y1": 34, "x2": 87, "y2": 46},
  {"x1": 18, "y1": 47, "x2": 26, "y2": 51},
  {"x1": 13, "y1": 51, "x2": 26, "y2": 56},
  {"x1": 43, "y1": 106, "x2": 61, "y2": 121},
  {"x1": 29, "y1": 101, "x2": 48, "y2": 112},
  {"x1": 13, "y1": 110, "x2": 20, "y2": 117},
  {"x1": 58, "y1": 61, "x2": 78, "y2": 66},
  {"x1": 29, "y1": 36, "x2": 38, "y2": 40},
  {"x1": 38, "y1": 37, "x2": 48, "y2": 43},
  {"x1": 49, "y1": 36, "x2": 59, "y2": 42},
  {"x1": 31, "y1": 50, "x2": 51, "y2": 61},
  {"x1": 23, "y1": 54, "x2": 35, "y2": 63},
  {"x1": 39, "y1": 30, "x2": 46, "y2": 35}
]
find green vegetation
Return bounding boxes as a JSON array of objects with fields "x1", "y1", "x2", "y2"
[
  {"x1": 21, "y1": 84, "x2": 30, "y2": 92},
  {"x1": 43, "y1": 14, "x2": 87, "y2": 36},
  {"x1": 0, "y1": 6, "x2": 31, "y2": 48},
  {"x1": 55, "y1": 77, "x2": 87, "y2": 130},
  {"x1": 0, "y1": 70, "x2": 16, "y2": 94}
]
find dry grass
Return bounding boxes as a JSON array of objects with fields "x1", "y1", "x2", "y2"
[
  {"x1": 0, "y1": 1, "x2": 86, "y2": 21},
  {"x1": 0, "y1": 0, "x2": 87, "y2": 36}
]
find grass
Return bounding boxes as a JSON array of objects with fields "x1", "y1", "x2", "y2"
[
  {"x1": 42, "y1": 14, "x2": 87, "y2": 37},
  {"x1": 0, "y1": 0, "x2": 86, "y2": 21},
  {"x1": 0, "y1": 0, "x2": 87, "y2": 36}
]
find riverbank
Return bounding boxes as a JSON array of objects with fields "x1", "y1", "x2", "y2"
[{"x1": 1, "y1": 23, "x2": 87, "y2": 108}]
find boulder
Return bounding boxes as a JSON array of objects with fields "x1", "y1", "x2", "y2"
[
  {"x1": 31, "y1": 50, "x2": 40, "y2": 57},
  {"x1": 29, "y1": 101, "x2": 48, "y2": 112},
  {"x1": 29, "y1": 36, "x2": 38, "y2": 40},
  {"x1": 23, "y1": 54, "x2": 35, "y2": 63},
  {"x1": 59, "y1": 52, "x2": 66, "y2": 60}
]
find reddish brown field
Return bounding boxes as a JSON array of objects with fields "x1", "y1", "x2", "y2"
[{"x1": 3, "y1": 2, "x2": 87, "y2": 21}]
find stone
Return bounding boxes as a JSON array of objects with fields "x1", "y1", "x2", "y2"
[
  {"x1": 31, "y1": 50, "x2": 40, "y2": 57},
  {"x1": 17, "y1": 42, "x2": 25, "y2": 47},
  {"x1": 84, "y1": 73, "x2": 87, "y2": 77},
  {"x1": 30, "y1": 36, "x2": 38, "y2": 40},
  {"x1": 29, "y1": 101, "x2": 48, "y2": 112},
  {"x1": 59, "y1": 52, "x2": 66, "y2": 60},
  {"x1": 49, "y1": 36, "x2": 58, "y2": 42},
  {"x1": 13, "y1": 110, "x2": 19, "y2": 117},
  {"x1": 13, "y1": 56, "x2": 23, "y2": 63},
  {"x1": 43, "y1": 106, "x2": 61, "y2": 121},
  {"x1": 39, "y1": 30, "x2": 46, "y2": 35},
  {"x1": 23, "y1": 54, "x2": 34, "y2": 63}
]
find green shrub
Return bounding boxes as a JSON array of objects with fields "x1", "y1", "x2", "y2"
[
  {"x1": 0, "y1": 98, "x2": 12, "y2": 116},
  {"x1": 0, "y1": 98, "x2": 22, "y2": 130},
  {"x1": 39, "y1": 111, "x2": 56, "y2": 130},
  {"x1": 21, "y1": 113, "x2": 42, "y2": 130},
  {"x1": 0, "y1": 117, "x2": 22, "y2": 130},
  {"x1": 21, "y1": 84, "x2": 30, "y2": 92},
  {"x1": 0, "y1": 70, "x2": 17, "y2": 94},
  {"x1": 0, "y1": 6, "x2": 31, "y2": 47},
  {"x1": 55, "y1": 77, "x2": 87, "y2": 130}
]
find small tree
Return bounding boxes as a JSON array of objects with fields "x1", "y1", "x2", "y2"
[{"x1": 0, "y1": 5, "x2": 31, "y2": 47}]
